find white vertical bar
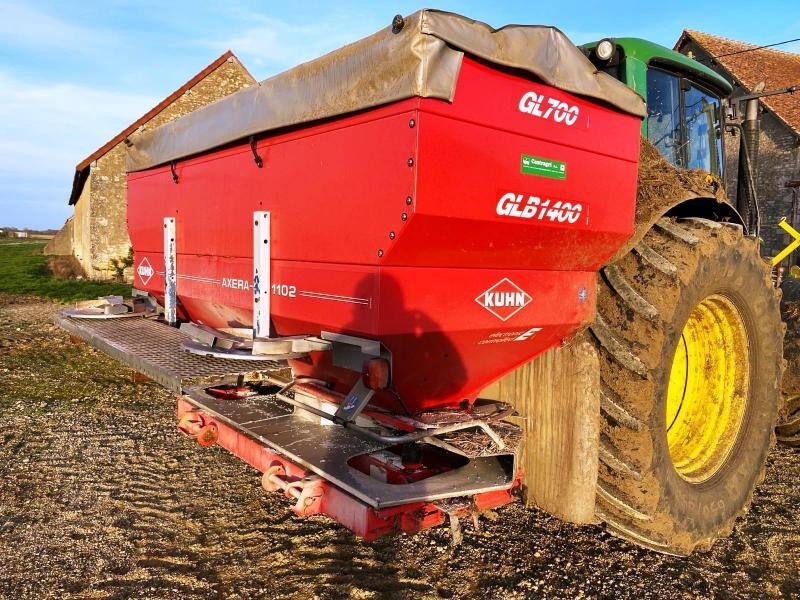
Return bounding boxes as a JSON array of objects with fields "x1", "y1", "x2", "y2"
[
  {"x1": 253, "y1": 211, "x2": 271, "y2": 339},
  {"x1": 164, "y1": 217, "x2": 177, "y2": 326}
]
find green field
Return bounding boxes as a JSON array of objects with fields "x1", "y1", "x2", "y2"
[{"x1": 0, "y1": 241, "x2": 130, "y2": 302}]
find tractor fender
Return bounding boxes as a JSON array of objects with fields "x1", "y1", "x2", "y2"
[{"x1": 608, "y1": 192, "x2": 745, "y2": 265}]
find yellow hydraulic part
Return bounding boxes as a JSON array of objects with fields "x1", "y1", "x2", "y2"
[
  {"x1": 772, "y1": 218, "x2": 800, "y2": 266},
  {"x1": 666, "y1": 294, "x2": 750, "y2": 483}
]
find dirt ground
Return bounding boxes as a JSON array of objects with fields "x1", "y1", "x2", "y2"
[{"x1": 1, "y1": 295, "x2": 798, "y2": 599}]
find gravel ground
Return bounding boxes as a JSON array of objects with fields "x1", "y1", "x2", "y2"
[{"x1": 0, "y1": 294, "x2": 798, "y2": 599}]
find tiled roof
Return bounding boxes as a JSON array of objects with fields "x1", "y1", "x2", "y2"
[{"x1": 676, "y1": 30, "x2": 800, "y2": 135}]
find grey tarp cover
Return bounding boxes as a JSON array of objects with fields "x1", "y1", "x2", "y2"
[{"x1": 126, "y1": 9, "x2": 646, "y2": 172}]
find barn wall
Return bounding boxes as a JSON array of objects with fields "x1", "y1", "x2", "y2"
[
  {"x1": 43, "y1": 217, "x2": 74, "y2": 256},
  {"x1": 72, "y1": 174, "x2": 92, "y2": 275}
]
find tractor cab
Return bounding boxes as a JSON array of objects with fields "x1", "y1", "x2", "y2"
[{"x1": 583, "y1": 38, "x2": 733, "y2": 179}]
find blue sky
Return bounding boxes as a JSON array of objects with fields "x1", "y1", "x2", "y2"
[{"x1": 1, "y1": 0, "x2": 798, "y2": 230}]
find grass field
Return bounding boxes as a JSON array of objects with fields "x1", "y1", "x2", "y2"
[{"x1": 0, "y1": 241, "x2": 130, "y2": 303}]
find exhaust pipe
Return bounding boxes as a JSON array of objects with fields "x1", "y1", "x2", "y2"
[{"x1": 736, "y1": 97, "x2": 761, "y2": 234}]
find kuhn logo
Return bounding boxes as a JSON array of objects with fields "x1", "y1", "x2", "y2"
[
  {"x1": 137, "y1": 257, "x2": 154, "y2": 285},
  {"x1": 476, "y1": 278, "x2": 532, "y2": 321}
]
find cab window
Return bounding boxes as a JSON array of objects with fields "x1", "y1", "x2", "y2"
[
  {"x1": 646, "y1": 67, "x2": 723, "y2": 177},
  {"x1": 646, "y1": 69, "x2": 682, "y2": 166},
  {"x1": 684, "y1": 84, "x2": 721, "y2": 175}
]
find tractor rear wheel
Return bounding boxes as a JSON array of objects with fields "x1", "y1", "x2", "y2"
[
  {"x1": 776, "y1": 396, "x2": 800, "y2": 446},
  {"x1": 777, "y1": 277, "x2": 800, "y2": 446},
  {"x1": 590, "y1": 217, "x2": 783, "y2": 555}
]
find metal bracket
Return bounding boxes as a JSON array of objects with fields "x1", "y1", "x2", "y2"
[
  {"x1": 179, "y1": 321, "x2": 331, "y2": 361},
  {"x1": 322, "y1": 331, "x2": 381, "y2": 371},
  {"x1": 253, "y1": 211, "x2": 271, "y2": 339},
  {"x1": 164, "y1": 217, "x2": 177, "y2": 326},
  {"x1": 170, "y1": 161, "x2": 179, "y2": 184},
  {"x1": 280, "y1": 380, "x2": 506, "y2": 450},
  {"x1": 180, "y1": 322, "x2": 242, "y2": 349},
  {"x1": 333, "y1": 379, "x2": 375, "y2": 423},
  {"x1": 250, "y1": 136, "x2": 264, "y2": 168}
]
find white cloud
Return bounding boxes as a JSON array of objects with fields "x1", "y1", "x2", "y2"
[
  {"x1": 208, "y1": 13, "x2": 384, "y2": 77},
  {"x1": 0, "y1": 1, "x2": 110, "y2": 49},
  {"x1": 0, "y1": 71, "x2": 157, "y2": 227},
  {"x1": 0, "y1": 71, "x2": 157, "y2": 171}
]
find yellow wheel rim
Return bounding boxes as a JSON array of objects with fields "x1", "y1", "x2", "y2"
[{"x1": 666, "y1": 294, "x2": 750, "y2": 483}]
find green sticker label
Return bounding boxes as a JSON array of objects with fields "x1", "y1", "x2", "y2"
[{"x1": 521, "y1": 154, "x2": 566, "y2": 179}]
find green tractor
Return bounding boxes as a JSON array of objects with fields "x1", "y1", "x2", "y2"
[{"x1": 576, "y1": 37, "x2": 783, "y2": 553}]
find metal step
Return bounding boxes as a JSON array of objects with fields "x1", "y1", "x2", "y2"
[
  {"x1": 183, "y1": 385, "x2": 517, "y2": 509},
  {"x1": 56, "y1": 314, "x2": 288, "y2": 393}
]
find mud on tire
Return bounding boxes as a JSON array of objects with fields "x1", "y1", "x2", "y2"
[
  {"x1": 590, "y1": 217, "x2": 783, "y2": 555},
  {"x1": 776, "y1": 396, "x2": 800, "y2": 446},
  {"x1": 777, "y1": 279, "x2": 800, "y2": 446}
]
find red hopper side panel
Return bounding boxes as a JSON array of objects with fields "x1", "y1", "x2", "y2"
[{"x1": 127, "y1": 57, "x2": 641, "y2": 414}]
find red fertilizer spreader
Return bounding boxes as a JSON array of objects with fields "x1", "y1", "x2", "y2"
[{"x1": 60, "y1": 10, "x2": 642, "y2": 540}]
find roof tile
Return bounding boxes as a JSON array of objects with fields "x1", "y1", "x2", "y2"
[{"x1": 677, "y1": 30, "x2": 800, "y2": 134}]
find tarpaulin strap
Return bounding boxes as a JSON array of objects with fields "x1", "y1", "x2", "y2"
[{"x1": 250, "y1": 136, "x2": 263, "y2": 168}]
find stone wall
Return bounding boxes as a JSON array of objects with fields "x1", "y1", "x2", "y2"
[
  {"x1": 43, "y1": 217, "x2": 73, "y2": 256},
  {"x1": 68, "y1": 56, "x2": 255, "y2": 279},
  {"x1": 142, "y1": 59, "x2": 254, "y2": 130},
  {"x1": 72, "y1": 173, "x2": 92, "y2": 274},
  {"x1": 86, "y1": 144, "x2": 127, "y2": 278},
  {"x1": 679, "y1": 41, "x2": 800, "y2": 260}
]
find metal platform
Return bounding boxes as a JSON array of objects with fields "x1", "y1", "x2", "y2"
[
  {"x1": 183, "y1": 386, "x2": 516, "y2": 508},
  {"x1": 56, "y1": 314, "x2": 288, "y2": 393}
]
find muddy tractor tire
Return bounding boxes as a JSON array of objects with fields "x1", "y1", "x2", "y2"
[
  {"x1": 777, "y1": 278, "x2": 800, "y2": 446},
  {"x1": 590, "y1": 217, "x2": 783, "y2": 555},
  {"x1": 780, "y1": 277, "x2": 800, "y2": 303},
  {"x1": 776, "y1": 396, "x2": 800, "y2": 446}
]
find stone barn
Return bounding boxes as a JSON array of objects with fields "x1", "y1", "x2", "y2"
[
  {"x1": 675, "y1": 31, "x2": 800, "y2": 266},
  {"x1": 46, "y1": 51, "x2": 255, "y2": 279}
]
